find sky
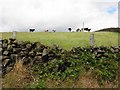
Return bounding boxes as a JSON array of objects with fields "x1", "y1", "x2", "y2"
[
  {"x1": 0, "y1": 0, "x2": 119, "y2": 32},
  {"x1": 118, "y1": 1, "x2": 120, "y2": 27}
]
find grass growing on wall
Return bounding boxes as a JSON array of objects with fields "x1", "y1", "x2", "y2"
[{"x1": 2, "y1": 39, "x2": 119, "y2": 88}]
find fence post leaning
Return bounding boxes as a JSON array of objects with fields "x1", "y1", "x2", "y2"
[
  {"x1": 90, "y1": 34, "x2": 94, "y2": 47},
  {"x1": 13, "y1": 31, "x2": 16, "y2": 39}
]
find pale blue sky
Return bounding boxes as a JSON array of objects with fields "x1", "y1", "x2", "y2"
[{"x1": 106, "y1": 6, "x2": 117, "y2": 14}]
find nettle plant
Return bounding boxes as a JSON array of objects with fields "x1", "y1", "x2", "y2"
[
  {"x1": 31, "y1": 46, "x2": 119, "y2": 85},
  {"x1": 2, "y1": 39, "x2": 119, "y2": 85}
]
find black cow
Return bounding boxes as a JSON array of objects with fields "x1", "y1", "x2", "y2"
[
  {"x1": 76, "y1": 28, "x2": 80, "y2": 32},
  {"x1": 88, "y1": 29, "x2": 91, "y2": 32},
  {"x1": 52, "y1": 30, "x2": 56, "y2": 32},
  {"x1": 68, "y1": 28, "x2": 72, "y2": 32},
  {"x1": 84, "y1": 28, "x2": 88, "y2": 30},
  {"x1": 45, "y1": 30, "x2": 49, "y2": 32},
  {"x1": 29, "y1": 29, "x2": 35, "y2": 32},
  {"x1": 84, "y1": 28, "x2": 91, "y2": 32}
]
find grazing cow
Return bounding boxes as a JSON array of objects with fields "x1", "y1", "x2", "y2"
[
  {"x1": 45, "y1": 30, "x2": 49, "y2": 32},
  {"x1": 52, "y1": 30, "x2": 56, "y2": 32},
  {"x1": 88, "y1": 29, "x2": 91, "y2": 32},
  {"x1": 84, "y1": 28, "x2": 89, "y2": 30},
  {"x1": 81, "y1": 27, "x2": 91, "y2": 32},
  {"x1": 76, "y1": 28, "x2": 80, "y2": 32},
  {"x1": 29, "y1": 29, "x2": 35, "y2": 32},
  {"x1": 84, "y1": 28, "x2": 91, "y2": 32},
  {"x1": 68, "y1": 28, "x2": 72, "y2": 32}
]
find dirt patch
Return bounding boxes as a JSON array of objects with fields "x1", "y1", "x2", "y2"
[
  {"x1": 74, "y1": 73, "x2": 99, "y2": 88},
  {"x1": 46, "y1": 78, "x2": 57, "y2": 88},
  {"x1": 45, "y1": 78, "x2": 75, "y2": 88},
  {"x1": 2, "y1": 60, "x2": 33, "y2": 88},
  {"x1": 43, "y1": 71, "x2": 118, "y2": 88},
  {"x1": 74, "y1": 72, "x2": 117, "y2": 88}
]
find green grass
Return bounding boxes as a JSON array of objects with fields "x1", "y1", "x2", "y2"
[
  {"x1": 2, "y1": 32, "x2": 119, "y2": 50},
  {"x1": 0, "y1": 33, "x2": 2, "y2": 39}
]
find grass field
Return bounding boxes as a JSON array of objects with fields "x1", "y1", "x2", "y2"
[
  {"x1": 1, "y1": 32, "x2": 119, "y2": 50},
  {"x1": 1, "y1": 32, "x2": 119, "y2": 88}
]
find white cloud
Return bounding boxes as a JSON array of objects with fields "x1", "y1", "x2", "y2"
[{"x1": 0, "y1": 0, "x2": 119, "y2": 32}]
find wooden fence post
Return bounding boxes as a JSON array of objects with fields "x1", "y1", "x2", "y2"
[
  {"x1": 13, "y1": 31, "x2": 16, "y2": 39},
  {"x1": 90, "y1": 34, "x2": 94, "y2": 47},
  {"x1": 0, "y1": 59, "x2": 1, "y2": 78},
  {"x1": 15, "y1": 55, "x2": 18, "y2": 63},
  {"x1": 0, "y1": 41, "x2": 2, "y2": 78}
]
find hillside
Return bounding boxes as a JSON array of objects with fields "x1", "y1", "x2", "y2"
[
  {"x1": 95, "y1": 28, "x2": 120, "y2": 32},
  {"x1": 2, "y1": 32, "x2": 119, "y2": 50}
]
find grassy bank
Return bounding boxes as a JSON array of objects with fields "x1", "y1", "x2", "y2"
[{"x1": 2, "y1": 39, "x2": 119, "y2": 88}]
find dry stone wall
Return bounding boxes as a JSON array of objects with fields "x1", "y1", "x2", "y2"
[{"x1": 1, "y1": 39, "x2": 120, "y2": 76}]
